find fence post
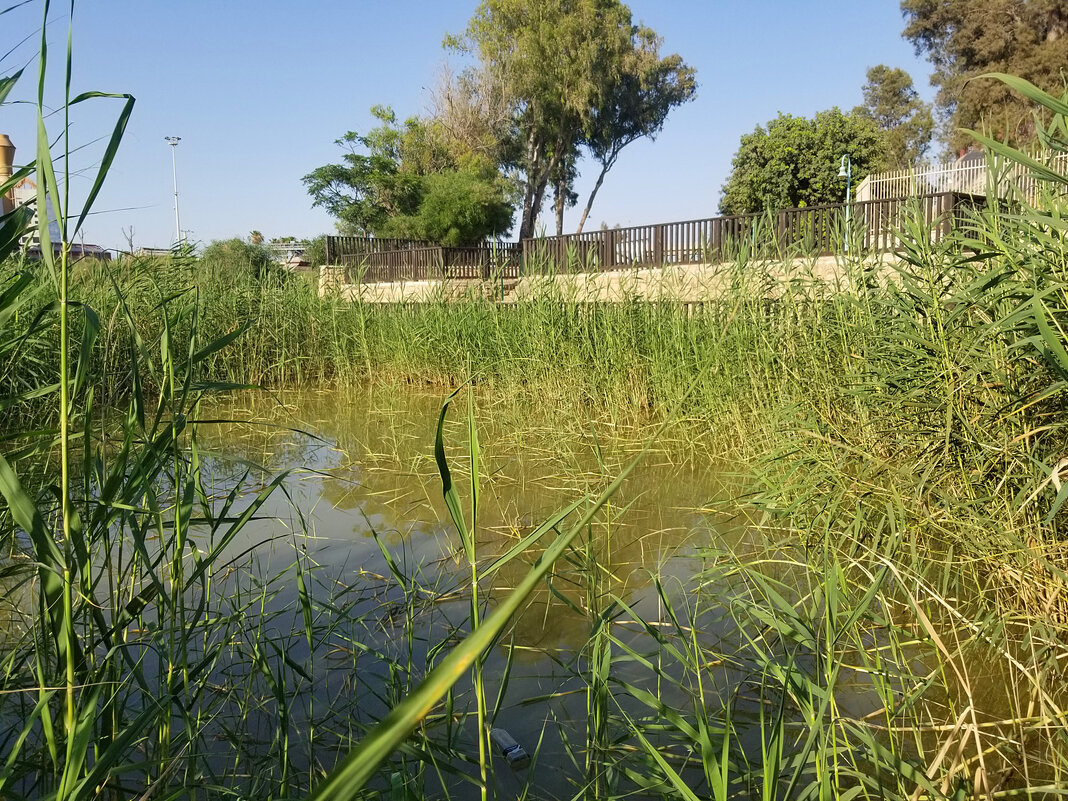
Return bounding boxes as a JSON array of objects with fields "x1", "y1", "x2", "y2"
[{"x1": 653, "y1": 224, "x2": 664, "y2": 265}]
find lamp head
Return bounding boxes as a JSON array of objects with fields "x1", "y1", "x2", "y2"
[{"x1": 838, "y1": 154, "x2": 849, "y2": 178}]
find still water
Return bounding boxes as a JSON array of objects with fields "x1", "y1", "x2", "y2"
[
  {"x1": 186, "y1": 387, "x2": 1052, "y2": 798},
  {"x1": 193, "y1": 386, "x2": 738, "y2": 795}
]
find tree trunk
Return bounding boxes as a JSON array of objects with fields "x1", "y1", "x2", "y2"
[
  {"x1": 554, "y1": 174, "x2": 565, "y2": 236},
  {"x1": 520, "y1": 157, "x2": 559, "y2": 241},
  {"x1": 519, "y1": 132, "x2": 544, "y2": 241},
  {"x1": 527, "y1": 171, "x2": 550, "y2": 238},
  {"x1": 575, "y1": 161, "x2": 611, "y2": 234},
  {"x1": 519, "y1": 190, "x2": 537, "y2": 241}
]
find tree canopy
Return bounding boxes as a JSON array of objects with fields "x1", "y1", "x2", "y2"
[
  {"x1": 854, "y1": 65, "x2": 934, "y2": 169},
  {"x1": 719, "y1": 109, "x2": 886, "y2": 215},
  {"x1": 576, "y1": 26, "x2": 696, "y2": 232},
  {"x1": 902, "y1": 0, "x2": 1068, "y2": 151},
  {"x1": 450, "y1": 0, "x2": 695, "y2": 238},
  {"x1": 302, "y1": 106, "x2": 515, "y2": 245}
]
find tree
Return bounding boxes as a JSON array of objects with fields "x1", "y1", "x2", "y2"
[
  {"x1": 854, "y1": 65, "x2": 933, "y2": 168},
  {"x1": 719, "y1": 108, "x2": 886, "y2": 215},
  {"x1": 902, "y1": 0, "x2": 1068, "y2": 151},
  {"x1": 431, "y1": 64, "x2": 519, "y2": 174},
  {"x1": 302, "y1": 106, "x2": 428, "y2": 236},
  {"x1": 380, "y1": 164, "x2": 516, "y2": 246},
  {"x1": 451, "y1": 0, "x2": 630, "y2": 240},
  {"x1": 303, "y1": 106, "x2": 515, "y2": 244},
  {"x1": 575, "y1": 27, "x2": 697, "y2": 232},
  {"x1": 451, "y1": 0, "x2": 694, "y2": 239}
]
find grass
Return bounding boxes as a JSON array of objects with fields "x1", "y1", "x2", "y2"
[{"x1": 5, "y1": 6, "x2": 1068, "y2": 797}]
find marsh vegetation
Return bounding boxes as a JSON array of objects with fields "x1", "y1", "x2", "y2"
[{"x1": 5, "y1": 4, "x2": 1068, "y2": 798}]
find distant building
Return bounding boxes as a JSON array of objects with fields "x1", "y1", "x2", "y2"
[{"x1": 2, "y1": 133, "x2": 110, "y2": 260}]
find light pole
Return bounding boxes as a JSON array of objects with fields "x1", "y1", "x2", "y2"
[
  {"x1": 165, "y1": 136, "x2": 182, "y2": 245},
  {"x1": 838, "y1": 154, "x2": 852, "y2": 253}
]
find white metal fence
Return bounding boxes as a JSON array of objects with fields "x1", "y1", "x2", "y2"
[{"x1": 856, "y1": 151, "x2": 1068, "y2": 204}]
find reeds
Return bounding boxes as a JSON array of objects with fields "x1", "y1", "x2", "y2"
[{"x1": 6, "y1": 7, "x2": 1068, "y2": 797}]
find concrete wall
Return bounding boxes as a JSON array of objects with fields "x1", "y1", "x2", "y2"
[
  {"x1": 319, "y1": 253, "x2": 890, "y2": 305},
  {"x1": 318, "y1": 265, "x2": 485, "y2": 303}
]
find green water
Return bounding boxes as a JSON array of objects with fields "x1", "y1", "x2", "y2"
[
  {"x1": 2, "y1": 385, "x2": 1055, "y2": 798},
  {"x1": 198, "y1": 386, "x2": 734, "y2": 619},
  {"x1": 192, "y1": 386, "x2": 737, "y2": 795}
]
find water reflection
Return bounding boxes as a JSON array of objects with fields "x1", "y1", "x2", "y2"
[{"x1": 194, "y1": 386, "x2": 732, "y2": 654}]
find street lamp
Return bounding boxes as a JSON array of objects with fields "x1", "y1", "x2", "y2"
[
  {"x1": 165, "y1": 136, "x2": 182, "y2": 245},
  {"x1": 838, "y1": 154, "x2": 852, "y2": 253}
]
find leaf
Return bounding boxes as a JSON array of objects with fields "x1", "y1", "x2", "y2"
[
  {"x1": 962, "y1": 129, "x2": 1068, "y2": 187},
  {"x1": 69, "y1": 90, "x2": 136, "y2": 236},
  {"x1": 974, "y1": 72, "x2": 1068, "y2": 119},
  {"x1": 190, "y1": 320, "x2": 252, "y2": 365},
  {"x1": 621, "y1": 711, "x2": 703, "y2": 801},
  {"x1": 0, "y1": 453, "x2": 80, "y2": 672},
  {"x1": 307, "y1": 437, "x2": 648, "y2": 800},
  {"x1": 0, "y1": 67, "x2": 22, "y2": 105}
]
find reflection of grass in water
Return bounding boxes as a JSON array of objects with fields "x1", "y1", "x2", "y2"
[{"x1": 193, "y1": 387, "x2": 729, "y2": 660}]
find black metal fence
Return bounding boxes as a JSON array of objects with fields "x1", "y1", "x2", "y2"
[
  {"x1": 522, "y1": 193, "x2": 976, "y2": 273},
  {"x1": 323, "y1": 236, "x2": 431, "y2": 266}
]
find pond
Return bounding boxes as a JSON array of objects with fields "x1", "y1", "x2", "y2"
[
  {"x1": 191, "y1": 385, "x2": 743, "y2": 797},
  {"x1": 20, "y1": 384, "x2": 1042, "y2": 799}
]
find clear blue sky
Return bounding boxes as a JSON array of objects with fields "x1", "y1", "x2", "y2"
[{"x1": 2, "y1": 1, "x2": 935, "y2": 251}]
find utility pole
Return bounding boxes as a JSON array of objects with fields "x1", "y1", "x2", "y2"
[{"x1": 165, "y1": 136, "x2": 182, "y2": 244}]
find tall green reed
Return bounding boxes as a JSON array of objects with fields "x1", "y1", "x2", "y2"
[{"x1": 7, "y1": 15, "x2": 1068, "y2": 796}]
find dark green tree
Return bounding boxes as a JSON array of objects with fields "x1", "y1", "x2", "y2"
[
  {"x1": 719, "y1": 109, "x2": 885, "y2": 215},
  {"x1": 902, "y1": 0, "x2": 1068, "y2": 151},
  {"x1": 302, "y1": 106, "x2": 429, "y2": 236},
  {"x1": 302, "y1": 106, "x2": 515, "y2": 244},
  {"x1": 854, "y1": 65, "x2": 934, "y2": 168},
  {"x1": 380, "y1": 164, "x2": 516, "y2": 246}
]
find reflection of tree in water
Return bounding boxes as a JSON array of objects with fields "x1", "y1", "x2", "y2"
[{"x1": 195, "y1": 387, "x2": 733, "y2": 652}]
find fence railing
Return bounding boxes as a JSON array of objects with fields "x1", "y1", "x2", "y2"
[
  {"x1": 327, "y1": 193, "x2": 980, "y2": 285},
  {"x1": 522, "y1": 193, "x2": 968, "y2": 274},
  {"x1": 341, "y1": 243, "x2": 522, "y2": 283},
  {"x1": 324, "y1": 236, "x2": 431, "y2": 265},
  {"x1": 856, "y1": 152, "x2": 1068, "y2": 204}
]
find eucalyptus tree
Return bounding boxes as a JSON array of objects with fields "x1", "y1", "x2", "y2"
[
  {"x1": 575, "y1": 27, "x2": 697, "y2": 233},
  {"x1": 451, "y1": 0, "x2": 632, "y2": 239},
  {"x1": 451, "y1": 0, "x2": 694, "y2": 239},
  {"x1": 902, "y1": 0, "x2": 1068, "y2": 151}
]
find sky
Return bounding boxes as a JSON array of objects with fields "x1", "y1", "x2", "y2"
[{"x1": 1, "y1": 1, "x2": 937, "y2": 252}]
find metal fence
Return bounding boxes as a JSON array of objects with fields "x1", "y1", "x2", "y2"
[
  {"x1": 522, "y1": 193, "x2": 969, "y2": 274},
  {"x1": 340, "y1": 243, "x2": 522, "y2": 283},
  {"x1": 323, "y1": 236, "x2": 431, "y2": 266},
  {"x1": 856, "y1": 152, "x2": 1068, "y2": 204},
  {"x1": 324, "y1": 192, "x2": 983, "y2": 284}
]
